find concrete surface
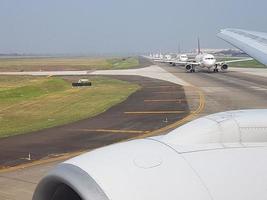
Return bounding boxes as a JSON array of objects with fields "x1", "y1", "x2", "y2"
[
  {"x1": 2, "y1": 63, "x2": 267, "y2": 200},
  {"x1": 0, "y1": 76, "x2": 189, "y2": 168},
  {"x1": 0, "y1": 65, "x2": 190, "y2": 86}
]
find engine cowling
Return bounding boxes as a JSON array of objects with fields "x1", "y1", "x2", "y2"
[
  {"x1": 221, "y1": 64, "x2": 228, "y2": 71},
  {"x1": 185, "y1": 64, "x2": 192, "y2": 71},
  {"x1": 33, "y1": 109, "x2": 267, "y2": 200}
]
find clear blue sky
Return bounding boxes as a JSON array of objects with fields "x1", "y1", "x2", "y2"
[{"x1": 1, "y1": 0, "x2": 267, "y2": 55}]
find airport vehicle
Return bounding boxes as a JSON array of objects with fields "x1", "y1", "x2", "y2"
[
  {"x1": 175, "y1": 39, "x2": 252, "y2": 72},
  {"x1": 33, "y1": 109, "x2": 267, "y2": 200},
  {"x1": 218, "y1": 28, "x2": 267, "y2": 66},
  {"x1": 72, "y1": 79, "x2": 91, "y2": 87}
]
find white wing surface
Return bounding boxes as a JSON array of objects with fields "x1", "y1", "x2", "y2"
[{"x1": 218, "y1": 28, "x2": 267, "y2": 66}]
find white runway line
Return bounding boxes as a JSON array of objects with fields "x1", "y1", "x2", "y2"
[
  {"x1": 0, "y1": 65, "x2": 190, "y2": 86},
  {"x1": 0, "y1": 71, "x2": 89, "y2": 76},
  {"x1": 90, "y1": 65, "x2": 190, "y2": 86},
  {"x1": 249, "y1": 86, "x2": 267, "y2": 91}
]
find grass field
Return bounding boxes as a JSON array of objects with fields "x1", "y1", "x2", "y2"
[
  {"x1": 217, "y1": 57, "x2": 265, "y2": 68},
  {"x1": 0, "y1": 57, "x2": 139, "y2": 72},
  {"x1": 0, "y1": 76, "x2": 140, "y2": 138}
]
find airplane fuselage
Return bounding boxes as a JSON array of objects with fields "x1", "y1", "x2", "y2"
[{"x1": 195, "y1": 53, "x2": 216, "y2": 69}]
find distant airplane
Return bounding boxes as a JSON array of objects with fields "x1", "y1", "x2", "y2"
[
  {"x1": 175, "y1": 38, "x2": 253, "y2": 73},
  {"x1": 147, "y1": 49, "x2": 189, "y2": 67},
  {"x1": 160, "y1": 54, "x2": 189, "y2": 66},
  {"x1": 148, "y1": 53, "x2": 164, "y2": 61},
  {"x1": 218, "y1": 28, "x2": 267, "y2": 66},
  {"x1": 147, "y1": 52, "x2": 189, "y2": 66}
]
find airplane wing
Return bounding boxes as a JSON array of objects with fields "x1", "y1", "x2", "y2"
[
  {"x1": 216, "y1": 57, "x2": 253, "y2": 65},
  {"x1": 174, "y1": 61, "x2": 200, "y2": 65},
  {"x1": 217, "y1": 28, "x2": 267, "y2": 66},
  {"x1": 154, "y1": 59, "x2": 174, "y2": 63}
]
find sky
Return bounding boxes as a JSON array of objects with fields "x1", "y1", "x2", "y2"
[{"x1": 0, "y1": 0, "x2": 267, "y2": 55}]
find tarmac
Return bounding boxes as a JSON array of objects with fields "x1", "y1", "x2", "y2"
[
  {"x1": 0, "y1": 75, "x2": 190, "y2": 168},
  {"x1": 2, "y1": 61, "x2": 267, "y2": 199}
]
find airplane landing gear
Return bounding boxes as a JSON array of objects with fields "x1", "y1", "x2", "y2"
[{"x1": 213, "y1": 65, "x2": 219, "y2": 72}]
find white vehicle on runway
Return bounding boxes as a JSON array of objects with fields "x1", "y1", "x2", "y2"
[
  {"x1": 33, "y1": 109, "x2": 267, "y2": 200},
  {"x1": 177, "y1": 39, "x2": 252, "y2": 73}
]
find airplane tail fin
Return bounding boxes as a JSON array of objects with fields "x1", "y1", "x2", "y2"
[{"x1": 197, "y1": 37, "x2": 201, "y2": 54}]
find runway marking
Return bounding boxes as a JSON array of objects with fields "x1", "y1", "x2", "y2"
[
  {"x1": 0, "y1": 84, "x2": 206, "y2": 173},
  {"x1": 153, "y1": 91, "x2": 198, "y2": 95},
  {"x1": 144, "y1": 99, "x2": 186, "y2": 103},
  {"x1": 75, "y1": 129, "x2": 149, "y2": 134},
  {"x1": 145, "y1": 85, "x2": 179, "y2": 89},
  {"x1": 124, "y1": 111, "x2": 185, "y2": 114},
  {"x1": 0, "y1": 151, "x2": 85, "y2": 173},
  {"x1": 249, "y1": 86, "x2": 267, "y2": 91},
  {"x1": 132, "y1": 85, "x2": 205, "y2": 139},
  {"x1": 153, "y1": 91, "x2": 179, "y2": 94}
]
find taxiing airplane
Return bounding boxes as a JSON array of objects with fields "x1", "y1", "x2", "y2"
[{"x1": 175, "y1": 38, "x2": 253, "y2": 73}]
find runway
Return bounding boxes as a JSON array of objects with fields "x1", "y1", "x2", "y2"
[
  {"x1": 2, "y1": 62, "x2": 267, "y2": 199},
  {"x1": 160, "y1": 64, "x2": 267, "y2": 115}
]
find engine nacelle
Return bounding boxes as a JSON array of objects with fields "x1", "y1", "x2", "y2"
[
  {"x1": 33, "y1": 109, "x2": 267, "y2": 200},
  {"x1": 185, "y1": 64, "x2": 192, "y2": 71},
  {"x1": 221, "y1": 64, "x2": 228, "y2": 71}
]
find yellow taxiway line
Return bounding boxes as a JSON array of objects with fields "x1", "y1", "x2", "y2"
[
  {"x1": 145, "y1": 85, "x2": 179, "y2": 89},
  {"x1": 153, "y1": 91, "x2": 179, "y2": 94},
  {"x1": 132, "y1": 85, "x2": 205, "y2": 139},
  {"x1": 0, "y1": 151, "x2": 85, "y2": 173},
  {"x1": 0, "y1": 86, "x2": 205, "y2": 173},
  {"x1": 144, "y1": 99, "x2": 187, "y2": 102},
  {"x1": 76, "y1": 129, "x2": 149, "y2": 134},
  {"x1": 124, "y1": 111, "x2": 186, "y2": 114}
]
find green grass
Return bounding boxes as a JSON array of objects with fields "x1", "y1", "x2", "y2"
[
  {"x1": 107, "y1": 57, "x2": 140, "y2": 69},
  {"x1": 217, "y1": 57, "x2": 265, "y2": 68},
  {"x1": 0, "y1": 76, "x2": 140, "y2": 138},
  {"x1": 0, "y1": 57, "x2": 140, "y2": 72}
]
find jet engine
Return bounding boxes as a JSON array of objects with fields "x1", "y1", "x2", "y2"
[
  {"x1": 185, "y1": 64, "x2": 192, "y2": 71},
  {"x1": 33, "y1": 109, "x2": 267, "y2": 200},
  {"x1": 221, "y1": 64, "x2": 228, "y2": 71}
]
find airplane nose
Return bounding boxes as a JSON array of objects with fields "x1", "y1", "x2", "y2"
[
  {"x1": 208, "y1": 60, "x2": 216, "y2": 66},
  {"x1": 205, "y1": 60, "x2": 215, "y2": 67}
]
